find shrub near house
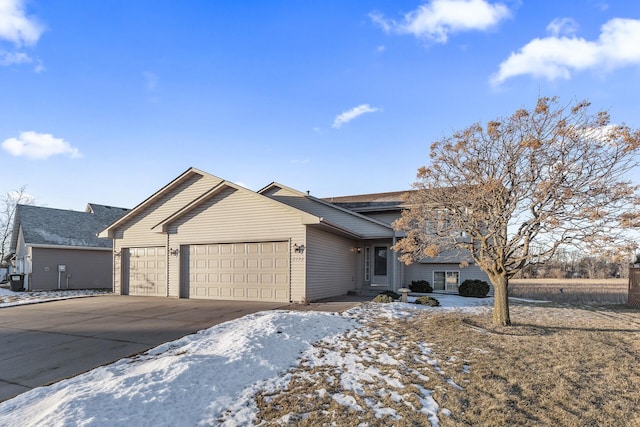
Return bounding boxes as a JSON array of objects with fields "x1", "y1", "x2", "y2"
[
  {"x1": 458, "y1": 279, "x2": 490, "y2": 298},
  {"x1": 414, "y1": 296, "x2": 440, "y2": 306},
  {"x1": 373, "y1": 293, "x2": 394, "y2": 303},
  {"x1": 410, "y1": 280, "x2": 433, "y2": 293}
]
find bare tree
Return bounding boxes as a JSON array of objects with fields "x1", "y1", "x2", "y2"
[
  {"x1": 0, "y1": 186, "x2": 35, "y2": 265},
  {"x1": 393, "y1": 97, "x2": 640, "y2": 325}
]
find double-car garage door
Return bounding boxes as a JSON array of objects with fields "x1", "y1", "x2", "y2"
[
  {"x1": 126, "y1": 242, "x2": 290, "y2": 302},
  {"x1": 183, "y1": 241, "x2": 290, "y2": 302}
]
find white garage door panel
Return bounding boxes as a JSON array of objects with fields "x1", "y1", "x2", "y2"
[
  {"x1": 128, "y1": 247, "x2": 166, "y2": 296},
  {"x1": 186, "y1": 241, "x2": 290, "y2": 302}
]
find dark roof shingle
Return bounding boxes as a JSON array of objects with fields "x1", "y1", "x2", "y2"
[
  {"x1": 323, "y1": 190, "x2": 412, "y2": 212},
  {"x1": 11, "y1": 204, "x2": 129, "y2": 250}
]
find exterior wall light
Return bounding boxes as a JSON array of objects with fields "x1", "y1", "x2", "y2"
[
  {"x1": 293, "y1": 244, "x2": 305, "y2": 254},
  {"x1": 170, "y1": 248, "x2": 180, "y2": 256}
]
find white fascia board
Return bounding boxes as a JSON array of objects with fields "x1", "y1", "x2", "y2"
[{"x1": 27, "y1": 244, "x2": 112, "y2": 251}]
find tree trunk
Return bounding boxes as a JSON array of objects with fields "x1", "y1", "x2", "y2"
[{"x1": 491, "y1": 273, "x2": 511, "y2": 326}]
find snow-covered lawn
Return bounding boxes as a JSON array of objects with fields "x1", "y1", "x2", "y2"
[
  {"x1": 0, "y1": 287, "x2": 110, "y2": 308},
  {"x1": 0, "y1": 292, "x2": 491, "y2": 426}
]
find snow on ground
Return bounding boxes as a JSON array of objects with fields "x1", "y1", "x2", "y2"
[
  {"x1": 0, "y1": 294, "x2": 492, "y2": 426},
  {"x1": 0, "y1": 288, "x2": 110, "y2": 308}
]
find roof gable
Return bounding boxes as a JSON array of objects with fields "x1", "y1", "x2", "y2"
[
  {"x1": 259, "y1": 183, "x2": 394, "y2": 238},
  {"x1": 150, "y1": 180, "x2": 320, "y2": 233},
  {"x1": 98, "y1": 167, "x2": 224, "y2": 238},
  {"x1": 86, "y1": 203, "x2": 130, "y2": 223}
]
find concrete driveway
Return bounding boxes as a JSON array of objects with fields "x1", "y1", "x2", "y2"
[
  {"x1": 0, "y1": 294, "x2": 366, "y2": 403},
  {"x1": 0, "y1": 296, "x2": 291, "y2": 402}
]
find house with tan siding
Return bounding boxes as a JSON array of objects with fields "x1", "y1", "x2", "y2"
[
  {"x1": 325, "y1": 192, "x2": 491, "y2": 293},
  {"x1": 99, "y1": 167, "x2": 490, "y2": 302}
]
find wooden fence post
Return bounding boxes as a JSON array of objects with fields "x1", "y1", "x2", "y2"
[{"x1": 628, "y1": 266, "x2": 640, "y2": 305}]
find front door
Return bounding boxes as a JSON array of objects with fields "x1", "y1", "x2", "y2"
[{"x1": 371, "y1": 245, "x2": 390, "y2": 286}]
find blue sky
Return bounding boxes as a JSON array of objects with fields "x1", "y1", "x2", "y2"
[{"x1": 1, "y1": 0, "x2": 640, "y2": 210}]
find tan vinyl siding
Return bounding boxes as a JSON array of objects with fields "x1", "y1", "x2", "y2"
[
  {"x1": 263, "y1": 187, "x2": 393, "y2": 238},
  {"x1": 113, "y1": 243, "x2": 121, "y2": 294},
  {"x1": 305, "y1": 227, "x2": 356, "y2": 300},
  {"x1": 114, "y1": 173, "x2": 222, "y2": 245},
  {"x1": 29, "y1": 247, "x2": 112, "y2": 291},
  {"x1": 111, "y1": 173, "x2": 221, "y2": 294},
  {"x1": 165, "y1": 187, "x2": 307, "y2": 301}
]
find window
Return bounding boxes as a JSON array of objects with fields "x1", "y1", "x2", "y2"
[
  {"x1": 433, "y1": 271, "x2": 459, "y2": 291},
  {"x1": 374, "y1": 246, "x2": 387, "y2": 276},
  {"x1": 364, "y1": 247, "x2": 371, "y2": 282}
]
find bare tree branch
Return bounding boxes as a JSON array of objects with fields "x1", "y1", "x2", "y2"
[
  {"x1": 1, "y1": 186, "x2": 35, "y2": 264},
  {"x1": 393, "y1": 97, "x2": 640, "y2": 325}
]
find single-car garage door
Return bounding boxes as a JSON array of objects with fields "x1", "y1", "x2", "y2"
[
  {"x1": 183, "y1": 241, "x2": 290, "y2": 302},
  {"x1": 126, "y1": 247, "x2": 166, "y2": 296}
]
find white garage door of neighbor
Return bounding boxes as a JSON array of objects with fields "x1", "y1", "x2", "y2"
[
  {"x1": 185, "y1": 241, "x2": 290, "y2": 302},
  {"x1": 127, "y1": 247, "x2": 166, "y2": 296}
]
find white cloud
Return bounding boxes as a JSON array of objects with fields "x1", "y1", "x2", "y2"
[
  {"x1": 592, "y1": 1, "x2": 609, "y2": 12},
  {"x1": 0, "y1": 0, "x2": 44, "y2": 46},
  {"x1": 492, "y1": 18, "x2": 640, "y2": 85},
  {"x1": 2, "y1": 131, "x2": 82, "y2": 160},
  {"x1": 33, "y1": 58, "x2": 43, "y2": 72},
  {"x1": 546, "y1": 17, "x2": 579, "y2": 37},
  {"x1": 0, "y1": 49, "x2": 31, "y2": 65},
  {"x1": 332, "y1": 104, "x2": 381, "y2": 129},
  {"x1": 370, "y1": 0, "x2": 510, "y2": 44},
  {"x1": 369, "y1": 11, "x2": 392, "y2": 33}
]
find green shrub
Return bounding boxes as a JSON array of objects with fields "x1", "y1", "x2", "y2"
[
  {"x1": 379, "y1": 290, "x2": 401, "y2": 300},
  {"x1": 410, "y1": 280, "x2": 433, "y2": 293},
  {"x1": 414, "y1": 296, "x2": 440, "y2": 306},
  {"x1": 459, "y1": 279, "x2": 490, "y2": 297},
  {"x1": 373, "y1": 293, "x2": 394, "y2": 303}
]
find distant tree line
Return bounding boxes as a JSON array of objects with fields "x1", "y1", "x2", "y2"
[{"x1": 514, "y1": 249, "x2": 631, "y2": 279}]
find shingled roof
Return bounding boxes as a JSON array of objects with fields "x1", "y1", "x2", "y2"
[
  {"x1": 10, "y1": 203, "x2": 129, "y2": 250},
  {"x1": 323, "y1": 190, "x2": 412, "y2": 212}
]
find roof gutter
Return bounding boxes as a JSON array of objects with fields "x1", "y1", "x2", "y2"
[{"x1": 27, "y1": 244, "x2": 112, "y2": 251}]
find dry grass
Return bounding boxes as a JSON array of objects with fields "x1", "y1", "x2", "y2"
[
  {"x1": 435, "y1": 303, "x2": 640, "y2": 426},
  {"x1": 510, "y1": 278, "x2": 629, "y2": 304},
  {"x1": 254, "y1": 301, "x2": 640, "y2": 426}
]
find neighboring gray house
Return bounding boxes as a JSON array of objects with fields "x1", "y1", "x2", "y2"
[
  {"x1": 11, "y1": 203, "x2": 129, "y2": 291},
  {"x1": 98, "y1": 167, "x2": 489, "y2": 302}
]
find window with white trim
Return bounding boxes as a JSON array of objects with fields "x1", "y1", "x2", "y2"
[{"x1": 433, "y1": 271, "x2": 459, "y2": 291}]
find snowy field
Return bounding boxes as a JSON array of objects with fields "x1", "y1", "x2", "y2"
[
  {"x1": 0, "y1": 287, "x2": 110, "y2": 308},
  {"x1": 0, "y1": 290, "x2": 491, "y2": 426}
]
